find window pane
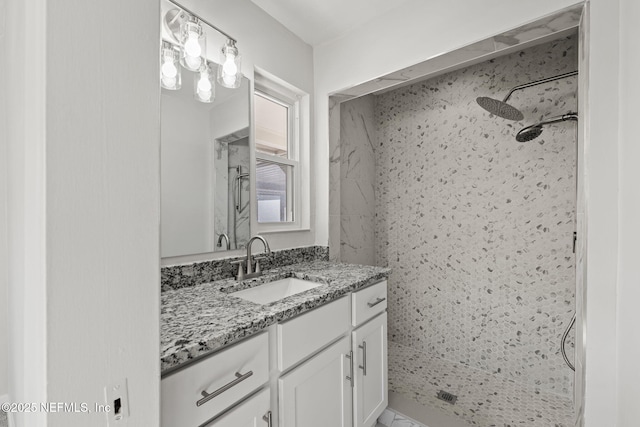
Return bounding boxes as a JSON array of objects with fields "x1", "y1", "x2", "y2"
[
  {"x1": 257, "y1": 160, "x2": 293, "y2": 222},
  {"x1": 255, "y1": 93, "x2": 289, "y2": 158}
]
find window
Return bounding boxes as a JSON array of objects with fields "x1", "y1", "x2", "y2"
[{"x1": 254, "y1": 73, "x2": 307, "y2": 229}]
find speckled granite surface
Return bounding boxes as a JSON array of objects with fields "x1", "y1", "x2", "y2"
[
  {"x1": 161, "y1": 246, "x2": 329, "y2": 292},
  {"x1": 161, "y1": 261, "x2": 390, "y2": 374}
]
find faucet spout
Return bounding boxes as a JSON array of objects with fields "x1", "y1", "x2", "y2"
[
  {"x1": 246, "y1": 235, "x2": 271, "y2": 275},
  {"x1": 217, "y1": 233, "x2": 230, "y2": 250}
]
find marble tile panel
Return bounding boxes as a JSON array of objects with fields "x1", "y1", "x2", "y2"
[
  {"x1": 329, "y1": 95, "x2": 343, "y2": 217},
  {"x1": 341, "y1": 178, "x2": 376, "y2": 216},
  {"x1": 341, "y1": 214, "x2": 375, "y2": 265},
  {"x1": 329, "y1": 214, "x2": 341, "y2": 262},
  {"x1": 340, "y1": 95, "x2": 376, "y2": 182},
  {"x1": 378, "y1": 409, "x2": 425, "y2": 427}
]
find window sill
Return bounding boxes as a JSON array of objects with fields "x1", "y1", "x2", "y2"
[{"x1": 257, "y1": 226, "x2": 312, "y2": 234}]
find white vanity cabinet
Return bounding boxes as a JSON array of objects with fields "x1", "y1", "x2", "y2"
[
  {"x1": 161, "y1": 332, "x2": 269, "y2": 427},
  {"x1": 351, "y1": 280, "x2": 388, "y2": 427},
  {"x1": 161, "y1": 280, "x2": 388, "y2": 427},
  {"x1": 279, "y1": 336, "x2": 353, "y2": 427},
  {"x1": 206, "y1": 389, "x2": 271, "y2": 427},
  {"x1": 352, "y1": 313, "x2": 388, "y2": 427}
]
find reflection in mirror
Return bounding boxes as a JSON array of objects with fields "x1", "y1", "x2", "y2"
[
  {"x1": 213, "y1": 130, "x2": 251, "y2": 251},
  {"x1": 161, "y1": 72, "x2": 250, "y2": 258}
]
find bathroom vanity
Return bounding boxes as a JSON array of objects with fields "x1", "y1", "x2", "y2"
[{"x1": 160, "y1": 261, "x2": 389, "y2": 427}]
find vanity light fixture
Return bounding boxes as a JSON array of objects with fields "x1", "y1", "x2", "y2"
[
  {"x1": 218, "y1": 39, "x2": 242, "y2": 89},
  {"x1": 195, "y1": 62, "x2": 216, "y2": 103},
  {"x1": 162, "y1": 0, "x2": 243, "y2": 99},
  {"x1": 160, "y1": 41, "x2": 181, "y2": 90}
]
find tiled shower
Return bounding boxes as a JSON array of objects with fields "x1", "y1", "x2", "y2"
[{"x1": 333, "y1": 36, "x2": 578, "y2": 426}]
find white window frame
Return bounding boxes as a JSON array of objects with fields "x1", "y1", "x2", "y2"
[{"x1": 252, "y1": 70, "x2": 310, "y2": 233}]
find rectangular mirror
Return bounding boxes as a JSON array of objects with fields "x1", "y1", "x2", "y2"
[{"x1": 161, "y1": 68, "x2": 251, "y2": 258}]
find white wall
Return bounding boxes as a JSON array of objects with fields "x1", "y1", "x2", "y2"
[
  {"x1": 314, "y1": 0, "x2": 637, "y2": 425},
  {"x1": 5, "y1": 0, "x2": 48, "y2": 424},
  {"x1": 0, "y1": 0, "x2": 9, "y2": 398},
  {"x1": 210, "y1": 90, "x2": 250, "y2": 141},
  {"x1": 163, "y1": 0, "x2": 316, "y2": 266},
  {"x1": 616, "y1": 0, "x2": 640, "y2": 424},
  {"x1": 6, "y1": 0, "x2": 161, "y2": 426}
]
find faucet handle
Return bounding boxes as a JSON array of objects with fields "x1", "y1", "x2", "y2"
[
  {"x1": 253, "y1": 256, "x2": 269, "y2": 273},
  {"x1": 231, "y1": 258, "x2": 247, "y2": 280}
]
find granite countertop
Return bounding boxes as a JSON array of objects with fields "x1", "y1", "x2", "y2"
[{"x1": 161, "y1": 261, "x2": 390, "y2": 374}]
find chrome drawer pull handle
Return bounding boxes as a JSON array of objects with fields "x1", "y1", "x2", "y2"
[
  {"x1": 263, "y1": 410, "x2": 272, "y2": 427},
  {"x1": 359, "y1": 341, "x2": 367, "y2": 376},
  {"x1": 345, "y1": 351, "x2": 354, "y2": 388},
  {"x1": 196, "y1": 371, "x2": 254, "y2": 407},
  {"x1": 367, "y1": 297, "x2": 386, "y2": 308}
]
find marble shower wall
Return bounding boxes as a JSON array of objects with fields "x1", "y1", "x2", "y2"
[
  {"x1": 376, "y1": 37, "x2": 578, "y2": 396},
  {"x1": 339, "y1": 95, "x2": 377, "y2": 265},
  {"x1": 227, "y1": 138, "x2": 251, "y2": 249}
]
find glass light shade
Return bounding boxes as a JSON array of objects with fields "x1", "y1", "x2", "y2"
[
  {"x1": 180, "y1": 16, "x2": 206, "y2": 72},
  {"x1": 195, "y1": 62, "x2": 215, "y2": 103},
  {"x1": 217, "y1": 39, "x2": 242, "y2": 89},
  {"x1": 160, "y1": 41, "x2": 181, "y2": 90}
]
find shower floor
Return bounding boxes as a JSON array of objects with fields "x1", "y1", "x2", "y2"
[{"x1": 388, "y1": 342, "x2": 574, "y2": 427}]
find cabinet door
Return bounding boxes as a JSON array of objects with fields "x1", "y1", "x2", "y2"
[
  {"x1": 206, "y1": 388, "x2": 270, "y2": 427},
  {"x1": 279, "y1": 336, "x2": 353, "y2": 427},
  {"x1": 352, "y1": 313, "x2": 387, "y2": 427}
]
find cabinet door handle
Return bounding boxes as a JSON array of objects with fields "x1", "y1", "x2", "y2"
[
  {"x1": 345, "y1": 351, "x2": 354, "y2": 388},
  {"x1": 263, "y1": 410, "x2": 272, "y2": 427},
  {"x1": 367, "y1": 297, "x2": 386, "y2": 308},
  {"x1": 359, "y1": 341, "x2": 367, "y2": 376},
  {"x1": 196, "y1": 371, "x2": 253, "y2": 407}
]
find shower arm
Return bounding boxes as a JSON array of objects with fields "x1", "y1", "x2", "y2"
[
  {"x1": 536, "y1": 112, "x2": 579, "y2": 127},
  {"x1": 502, "y1": 70, "x2": 578, "y2": 103}
]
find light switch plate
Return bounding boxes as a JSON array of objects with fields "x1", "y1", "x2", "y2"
[{"x1": 104, "y1": 378, "x2": 129, "y2": 426}]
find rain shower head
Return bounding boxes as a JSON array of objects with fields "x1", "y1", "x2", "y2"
[
  {"x1": 515, "y1": 112, "x2": 578, "y2": 143},
  {"x1": 476, "y1": 96, "x2": 524, "y2": 121},
  {"x1": 515, "y1": 124, "x2": 543, "y2": 142},
  {"x1": 477, "y1": 71, "x2": 579, "y2": 122}
]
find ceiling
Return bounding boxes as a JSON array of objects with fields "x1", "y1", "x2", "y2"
[{"x1": 250, "y1": 0, "x2": 415, "y2": 46}]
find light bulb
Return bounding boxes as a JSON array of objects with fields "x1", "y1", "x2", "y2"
[
  {"x1": 184, "y1": 34, "x2": 202, "y2": 57},
  {"x1": 184, "y1": 55, "x2": 202, "y2": 70},
  {"x1": 197, "y1": 89, "x2": 212, "y2": 101},
  {"x1": 161, "y1": 59, "x2": 178, "y2": 79},
  {"x1": 223, "y1": 55, "x2": 238, "y2": 76},
  {"x1": 223, "y1": 73, "x2": 236, "y2": 87},
  {"x1": 162, "y1": 75, "x2": 177, "y2": 89},
  {"x1": 197, "y1": 75, "x2": 212, "y2": 92}
]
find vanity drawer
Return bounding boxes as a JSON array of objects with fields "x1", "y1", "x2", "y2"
[
  {"x1": 277, "y1": 296, "x2": 350, "y2": 371},
  {"x1": 352, "y1": 280, "x2": 387, "y2": 326},
  {"x1": 161, "y1": 332, "x2": 269, "y2": 427}
]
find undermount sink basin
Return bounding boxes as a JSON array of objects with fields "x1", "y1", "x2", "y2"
[{"x1": 231, "y1": 278, "x2": 321, "y2": 305}]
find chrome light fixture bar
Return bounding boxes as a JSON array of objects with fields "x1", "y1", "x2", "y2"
[{"x1": 166, "y1": 0, "x2": 236, "y2": 44}]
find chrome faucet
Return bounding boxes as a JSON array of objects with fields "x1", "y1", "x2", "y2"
[
  {"x1": 216, "y1": 233, "x2": 230, "y2": 250},
  {"x1": 234, "y1": 235, "x2": 271, "y2": 280}
]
